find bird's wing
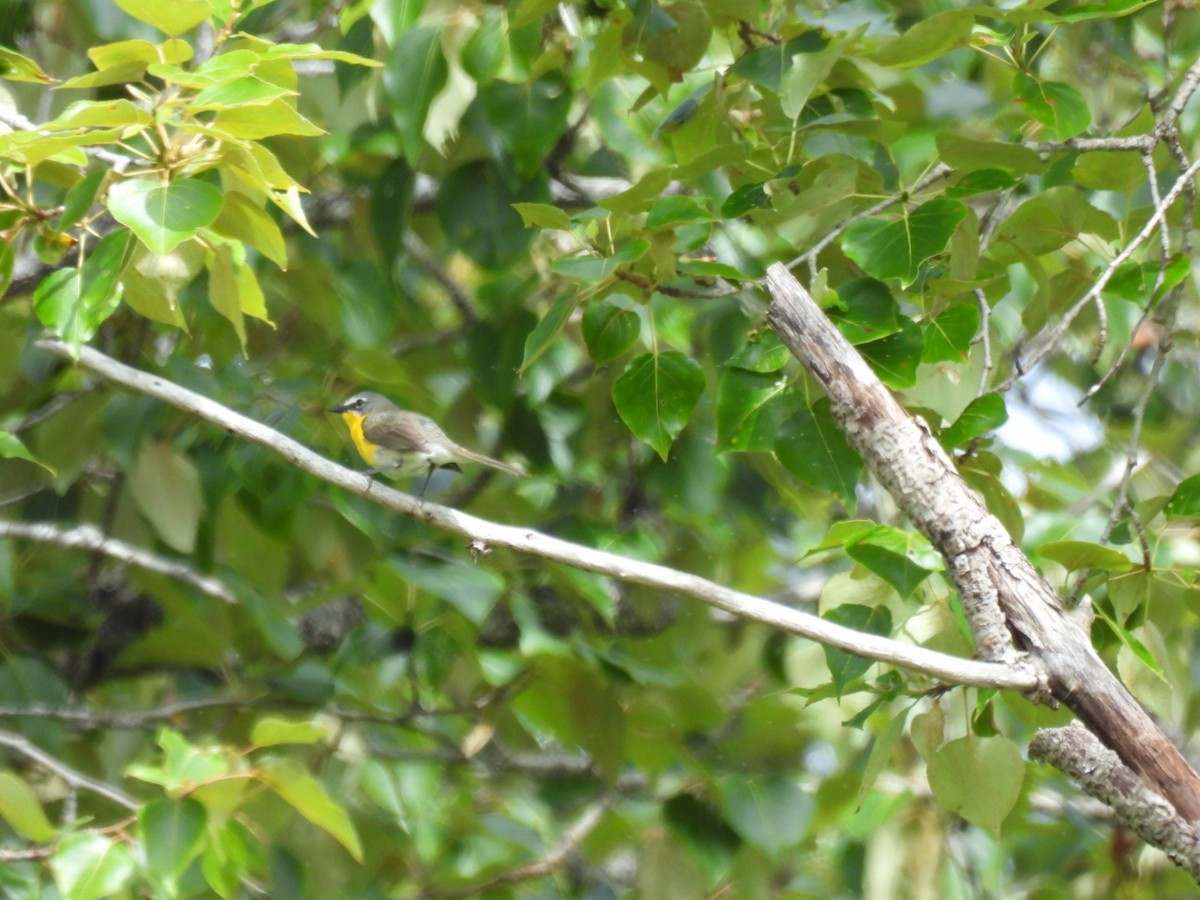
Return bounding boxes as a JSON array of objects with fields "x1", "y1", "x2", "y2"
[{"x1": 362, "y1": 412, "x2": 436, "y2": 453}]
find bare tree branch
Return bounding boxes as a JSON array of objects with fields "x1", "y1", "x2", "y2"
[
  {"x1": 421, "y1": 796, "x2": 613, "y2": 898},
  {"x1": 999, "y1": 156, "x2": 1200, "y2": 389},
  {"x1": 1030, "y1": 723, "x2": 1200, "y2": 879},
  {"x1": 0, "y1": 522, "x2": 235, "y2": 604},
  {"x1": 0, "y1": 729, "x2": 138, "y2": 811},
  {"x1": 35, "y1": 338, "x2": 1037, "y2": 693}
]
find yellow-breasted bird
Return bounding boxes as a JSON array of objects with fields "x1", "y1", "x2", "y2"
[{"x1": 329, "y1": 391, "x2": 524, "y2": 495}]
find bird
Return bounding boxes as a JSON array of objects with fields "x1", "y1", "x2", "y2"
[{"x1": 329, "y1": 391, "x2": 524, "y2": 496}]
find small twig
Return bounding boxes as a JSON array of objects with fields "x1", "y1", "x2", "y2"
[
  {"x1": 0, "y1": 730, "x2": 138, "y2": 811},
  {"x1": 0, "y1": 847, "x2": 54, "y2": 862},
  {"x1": 1158, "y1": 56, "x2": 1200, "y2": 130},
  {"x1": 0, "y1": 522, "x2": 236, "y2": 604},
  {"x1": 973, "y1": 289, "x2": 993, "y2": 395},
  {"x1": 1001, "y1": 157, "x2": 1200, "y2": 390},
  {"x1": 1026, "y1": 135, "x2": 1154, "y2": 154},
  {"x1": 422, "y1": 796, "x2": 613, "y2": 898}
]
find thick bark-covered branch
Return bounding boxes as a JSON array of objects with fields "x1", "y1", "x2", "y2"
[
  {"x1": 1030, "y1": 724, "x2": 1200, "y2": 878},
  {"x1": 763, "y1": 262, "x2": 1200, "y2": 824}
]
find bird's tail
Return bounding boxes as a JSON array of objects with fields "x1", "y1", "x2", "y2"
[{"x1": 455, "y1": 447, "x2": 526, "y2": 477}]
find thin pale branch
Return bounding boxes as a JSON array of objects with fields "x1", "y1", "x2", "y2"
[
  {"x1": 422, "y1": 796, "x2": 613, "y2": 898},
  {"x1": 0, "y1": 522, "x2": 235, "y2": 604},
  {"x1": 1000, "y1": 157, "x2": 1200, "y2": 390},
  {"x1": 0, "y1": 730, "x2": 138, "y2": 811},
  {"x1": 35, "y1": 338, "x2": 1037, "y2": 693}
]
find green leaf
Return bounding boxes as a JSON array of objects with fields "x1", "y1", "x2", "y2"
[
  {"x1": 1165, "y1": 475, "x2": 1200, "y2": 518},
  {"x1": 461, "y1": 8, "x2": 507, "y2": 81},
  {"x1": 582, "y1": 296, "x2": 641, "y2": 363},
  {"x1": 259, "y1": 759, "x2": 363, "y2": 861},
  {"x1": 922, "y1": 304, "x2": 980, "y2": 363},
  {"x1": 58, "y1": 170, "x2": 106, "y2": 231},
  {"x1": 597, "y1": 168, "x2": 675, "y2": 214},
  {"x1": 1015, "y1": 73, "x2": 1091, "y2": 140},
  {"x1": 128, "y1": 442, "x2": 206, "y2": 554},
  {"x1": 384, "y1": 26, "x2": 447, "y2": 165},
  {"x1": 946, "y1": 168, "x2": 1019, "y2": 198},
  {"x1": 89, "y1": 37, "x2": 193, "y2": 69},
  {"x1": 128, "y1": 729, "x2": 229, "y2": 793},
  {"x1": 368, "y1": 156, "x2": 414, "y2": 268},
  {"x1": 842, "y1": 197, "x2": 968, "y2": 286},
  {"x1": 716, "y1": 367, "x2": 796, "y2": 453},
  {"x1": 212, "y1": 98, "x2": 323, "y2": 138},
  {"x1": 716, "y1": 774, "x2": 813, "y2": 860},
  {"x1": 822, "y1": 604, "x2": 893, "y2": 694},
  {"x1": 960, "y1": 460, "x2": 1024, "y2": 543},
  {"x1": 1037, "y1": 540, "x2": 1134, "y2": 572},
  {"x1": 936, "y1": 133, "x2": 1046, "y2": 176},
  {"x1": 58, "y1": 60, "x2": 147, "y2": 90},
  {"x1": 51, "y1": 834, "x2": 136, "y2": 900},
  {"x1": 720, "y1": 181, "x2": 771, "y2": 217},
  {"x1": 114, "y1": 0, "x2": 212, "y2": 35},
  {"x1": 729, "y1": 33, "x2": 826, "y2": 93},
  {"x1": 868, "y1": 9, "x2": 975, "y2": 68},
  {"x1": 940, "y1": 392, "x2": 1007, "y2": 448},
  {"x1": 522, "y1": 297, "x2": 576, "y2": 371},
  {"x1": 208, "y1": 243, "x2": 271, "y2": 352},
  {"x1": 858, "y1": 707, "x2": 911, "y2": 806},
  {"x1": 210, "y1": 191, "x2": 287, "y2": 268},
  {"x1": 0, "y1": 240, "x2": 12, "y2": 299},
  {"x1": 845, "y1": 525, "x2": 941, "y2": 598},
  {"x1": 109, "y1": 177, "x2": 223, "y2": 256},
  {"x1": 44, "y1": 99, "x2": 152, "y2": 130},
  {"x1": 859, "y1": 318, "x2": 924, "y2": 389},
  {"x1": 435, "y1": 162, "x2": 541, "y2": 269},
  {"x1": 33, "y1": 230, "x2": 132, "y2": 352},
  {"x1": 0, "y1": 429, "x2": 54, "y2": 474},
  {"x1": 191, "y1": 76, "x2": 296, "y2": 110},
  {"x1": 389, "y1": 557, "x2": 506, "y2": 625},
  {"x1": 613, "y1": 350, "x2": 705, "y2": 461},
  {"x1": 0, "y1": 47, "x2": 55, "y2": 83},
  {"x1": 832, "y1": 277, "x2": 899, "y2": 344},
  {"x1": 775, "y1": 400, "x2": 862, "y2": 507},
  {"x1": 511, "y1": 202, "x2": 571, "y2": 231},
  {"x1": 928, "y1": 735, "x2": 1024, "y2": 836},
  {"x1": 724, "y1": 331, "x2": 790, "y2": 373},
  {"x1": 645, "y1": 194, "x2": 713, "y2": 229},
  {"x1": 989, "y1": 186, "x2": 1118, "y2": 261},
  {"x1": 139, "y1": 798, "x2": 207, "y2": 889},
  {"x1": 0, "y1": 772, "x2": 57, "y2": 841},
  {"x1": 1092, "y1": 592, "x2": 1167, "y2": 678},
  {"x1": 479, "y1": 76, "x2": 572, "y2": 176},
  {"x1": 251, "y1": 715, "x2": 336, "y2": 746},
  {"x1": 1105, "y1": 257, "x2": 1189, "y2": 302},
  {"x1": 550, "y1": 239, "x2": 650, "y2": 281},
  {"x1": 779, "y1": 27, "x2": 858, "y2": 118},
  {"x1": 240, "y1": 587, "x2": 305, "y2": 660}
]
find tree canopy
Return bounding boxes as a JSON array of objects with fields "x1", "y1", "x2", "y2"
[{"x1": 2, "y1": 0, "x2": 1200, "y2": 896}]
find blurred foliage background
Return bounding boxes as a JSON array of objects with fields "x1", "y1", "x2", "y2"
[{"x1": 1, "y1": 0, "x2": 1200, "y2": 896}]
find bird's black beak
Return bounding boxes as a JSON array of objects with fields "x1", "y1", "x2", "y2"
[{"x1": 329, "y1": 402, "x2": 349, "y2": 413}]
